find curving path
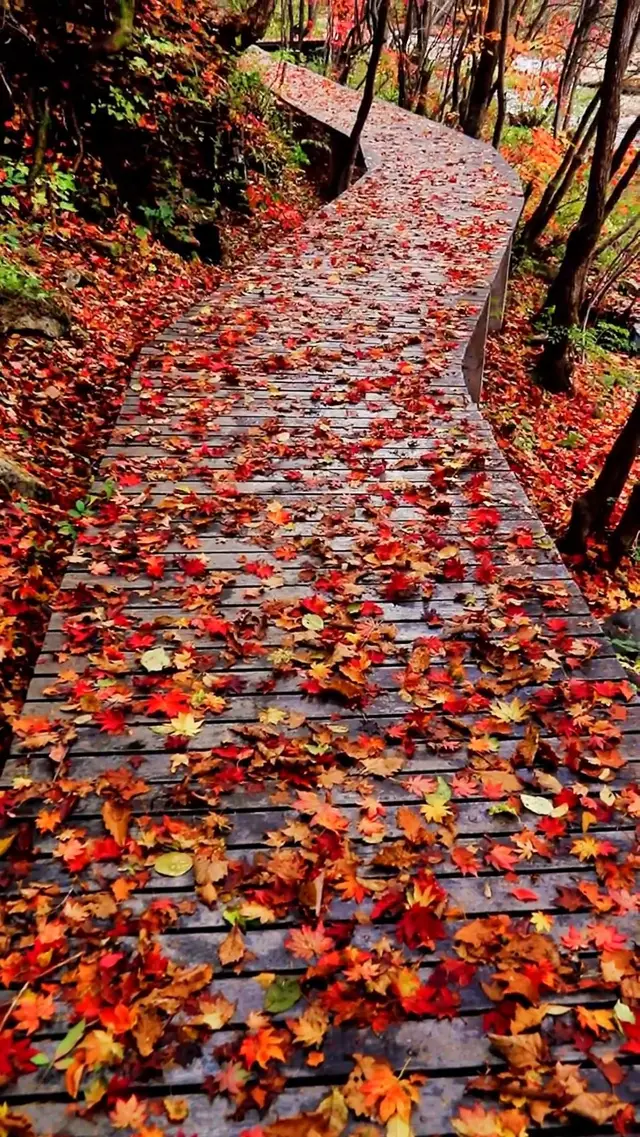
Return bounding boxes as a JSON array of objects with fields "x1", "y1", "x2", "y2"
[{"x1": 4, "y1": 52, "x2": 639, "y2": 1137}]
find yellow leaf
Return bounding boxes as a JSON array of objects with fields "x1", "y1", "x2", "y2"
[
  {"x1": 0, "y1": 831, "x2": 17, "y2": 857},
  {"x1": 387, "y1": 1120, "x2": 414, "y2": 1137},
  {"x1": 192, "y1": 994, "x2": 235, "y2": 1031},
  {"x1": 530, "y1": 911, "x2": 554, "y2": 933},
  {"x1": 140, "y1": 647, "x2": 172, "y2": 672},
  {"x1": 302, "y1": 613, "x2": 324, "y2": 631},
  {"x1": 571, "y1": 837, "x2": 600, "y2": 861},
  {"x1": 490, "y1": 698, "x2": 529, "y2": 723},
  {"x1": 164, "y1": 1098, "x2": 189, "y2": 1122},
  {"x1": 169, "y1": 712, "x2": 201, "y2": 737},
  {"x1": 420, "y1": 800, "x2": 451, "y2": 824},
  {"x1": 576, "y1": 1006, "x2": 615, "y2": 1035},
  {"x1": 154, "y1": 852, "x2": 193, "y2": 877},
  {"x1": 260, "y1": 706, "x2": 287, "y2": 724}
]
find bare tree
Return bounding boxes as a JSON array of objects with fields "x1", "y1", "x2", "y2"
[
  {"x1": 561, "y1": 394, "x2": 640, "y2": 555},
  {"x1": 537, "y1": 0, "x2": 640, "y2": 393},
  {"x1": 520, "y1": 88, "x2": 601, "y2": 249},
  {"x1": 339, "y1": 0, "x2": 390, "y2": 190},
  {"x1": 460, "y1": 0, "x2": 506, "y2": 137},
  {"x1": 552, "y1": 0, "x2": 602, "y2": 136},
  {"x1": 492, "y1": 0, "x2": 513, "y2": 148}
]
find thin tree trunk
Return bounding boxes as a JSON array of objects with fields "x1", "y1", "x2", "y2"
[
  {"x1": 439, "y1": 0, "x2": 460, "y2": 119},
  {"x1": 583, "y1": 232, "x2": 640, "y2": 319},
  {"x1": 415, "y1": 63, "x2": 432, "y2": 114},
  {"x1": 28, "y1": 92, "x2": 50, "y2": 187},
  {"x1": 492, "y1": 0, "x2": 511, "y2": 148},
  {"x1": 554, "y1": 0, "x2": 601, "y2": 137},
  {"x1": 526, "y1": 0, "x2": 550, "y2": 40},
  {"x1": 610, "y1": 112, "x2": 640, "y2": 176},
  {"x1": 560, "y1": 393, "x2": 640, "y2": 553},
  {"x1": 609, "y1": 483, "x2": 640, "y2": 565},
  {"x1": 397, "y1": 0, "x2": 413, "y2": 108},
  {"x1": 520, "y1": 89, "x2": 600, "y2": 249},
  {"x1": 605, "y1": 147, "x2": 640, "y2": 218},
  {"x1": 339, "y1": 0, "x2": 389, "y2": 191},
  {"x1": 553, "y1": 0, "x2": 587, "y2": 137},
  {"x1": 594, "y1": 212, "x2": 639, "y2": 258},
  {"x1": 101, "y1": 0, "x2": 135, "y2": 53},
  {"x1": 538, "y1": 0, "x2": 639, "y2": 393},
  {"x1": 461, "y1": 0, "x2": 506, "y2": 137}
]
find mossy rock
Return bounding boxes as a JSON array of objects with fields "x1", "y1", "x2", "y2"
[
  {"x1": 0, "y1": 452, "x2": 48, "y2": 500},
  {"x1": 0, "y1": 294, "x2": 69, "y2": 339},
  {"x1": 0, "y1": 256, "x2": 70, "y2": 338}
]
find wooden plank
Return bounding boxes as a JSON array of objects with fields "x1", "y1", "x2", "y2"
[{"x1": 14, "y1": 1072, "x2": 640, "y2": 1137}]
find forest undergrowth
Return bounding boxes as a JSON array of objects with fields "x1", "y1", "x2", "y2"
[{"x1": 484, "y1": 267, "x2": 640, "y2": 621}]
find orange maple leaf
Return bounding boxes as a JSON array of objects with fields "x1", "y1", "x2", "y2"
[
  {"x1": 240, "y1": 1026, "x2": 288, "y2": 1069},
  {"x1": 109, "y1": 1095, "x2": 148, "y2": 1130},
  {"x1": 285, "y1": 923, "x2": 333, "y2": 961}
]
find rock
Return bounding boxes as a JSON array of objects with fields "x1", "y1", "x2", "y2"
[
  {"x1": 604, "y1": 608, "x2": 640, "y2": 643},
  {"x1": 603, "y1": 608, "x2": 640, "y2": 677},
  {"x1": 162, "y1": 227, "x2": 200, "y2": 258},
  {"x1": 93, "y1": 239, "x2": 124, "y2": 260},
  {"x1": 0, "y1": 452, "x2": 49, "y2": 500},
  {"x1": 0, "y1": 297, "x2": 69, "y2": 340},
  {"x1": 60, "y1": 269, "x2": 83, "y2": 290}
]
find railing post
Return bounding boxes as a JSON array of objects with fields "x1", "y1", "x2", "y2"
[
  {"x1": 488, "y1": 237, "x2": 512, "y2": 332},
  {"x1": 462, "y1": 295, "x2": 490, "y2": 403}
]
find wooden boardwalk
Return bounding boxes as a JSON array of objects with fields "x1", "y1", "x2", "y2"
[{"x1": 4, "y1": 52, "x2": 639, "y2": 1136}]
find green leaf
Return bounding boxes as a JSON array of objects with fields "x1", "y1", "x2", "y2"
[
  {"x1": 53, "y1": 1018, "x2": 86, "y2": 1062},
  {"x1": 53, "y1": 1056, "x2": 74, "y2": 1070},
  {"x1": 489, "y1": 801, "x2": 519, "y2": 817},
  {"x1": 31, "y1": 1053, "x2": 49, "y2": 1066},
  {"x1": 614, "y1": 1000, "x2": 636, "y2": 1024},
  {"x1": 425, "y1": 776, "x2": 452, "y2": 806},
  {"x1": 263, "y1": 977, "x2": 301, "y2": 1014},
  {"x1": 222, "y1": 907, "x2": 242, "y2": 926}
]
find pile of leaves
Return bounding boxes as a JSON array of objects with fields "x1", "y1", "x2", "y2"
[{"x1": 484, "y1": 269, "x2": 640, "y2": 620}]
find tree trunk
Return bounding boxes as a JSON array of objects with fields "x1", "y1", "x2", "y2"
[
  {"x1": 439, "y1": 0, "x2": 460, "y2": 119},
  {"x1": 415, "y1": 64, "x2": 432, "y2": 115},
  {"x1": 397, "y1": 0, "x2": 413, "y2": 109},
  {"x1": 492, "y1": 0, "x2": 511, "y2": 148},
  {"x1": 101, "y1": 0, "x2": 136, "y2": 54},
  {"x1": 27, "y1": 92, "x2": 50, "y2": 187},
  {"x1": 338, "y1": 0, "x2": 389, "y2": 191},
  {"x1": 605, "y1": 132, "x2": 640, "y2": 217},
  {"x1": 526, "y1": 0, "x2": 550, "y2": 40},
  {"x1": 537, "y1": 0, "x2": 639, "y2": 393},
  {"x1": 519, "y1": 89, "x2": 600, "y2": 250},
  {"x1": 609, "y1": 482, "x2": 640, "y2": 565},
  {"x1": 553, "y1": 0, "x2": 601, "y2": 137},
  {"x1": 560, "y1": 393, "x2": 640, "y2": 553},
  {"x1": 461, "y1": 0, "x2": 506, "y2": 138}
]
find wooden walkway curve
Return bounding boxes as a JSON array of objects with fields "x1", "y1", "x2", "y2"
[{"x1": 3, "y1": 51, "x2": 639, "y2": 1137}]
